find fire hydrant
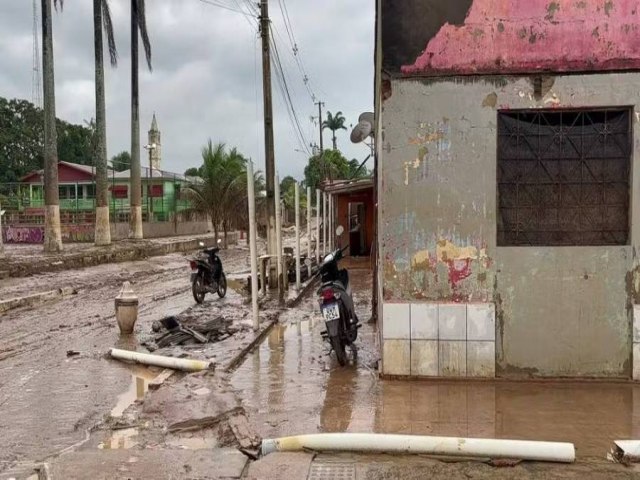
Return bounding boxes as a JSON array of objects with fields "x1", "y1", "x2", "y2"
[{"x1": 115, "y1": 282, "x2": 139, "y2": 335}]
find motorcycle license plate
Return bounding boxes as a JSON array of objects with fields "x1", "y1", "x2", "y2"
[{"x1": 322, "y1": 303, "x2": 340, "y2": 321}]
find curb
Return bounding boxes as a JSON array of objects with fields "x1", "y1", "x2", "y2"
[
  {"x1": 4, "y1": 237, "x2": 220, "y2": 279},
  {"x1": 0, "y1": 287, "x2": 77, "y2": 315}
]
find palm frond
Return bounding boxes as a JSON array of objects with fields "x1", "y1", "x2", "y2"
[
  {"x1": 102, "y1": 0, "x2": 118, "y2": 67},
  {"x1": 137, "y1": 0, "x2": 152, "y2": 71}
]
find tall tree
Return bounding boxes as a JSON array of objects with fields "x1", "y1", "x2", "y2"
[
  {"x1": 322, "y1": 111, "x2": 347, "y2": 150},
  {"x1": 129, "y1": 0, "x2": 152, "y2": 239},
  {"x1": 94, "y1": 0, "x2": 118, "y2": 246},
  {"x1": 304, "y1": 149, "x2": 369, "y2": 192},
  {"x1": 110, "y1": 151, "x2": 131, "y2": 172},
  {"x1": 41, "y1": 0, "x2": 63, "y2": 252}
]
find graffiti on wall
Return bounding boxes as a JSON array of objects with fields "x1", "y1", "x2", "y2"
[
  {"x1": 402, "y1": 121, "x2": 451, "y2": 186},
  {"x1": 3, "y1": 226, "x2": 44, "y2": 244},
  {"x1": 3, "y1": 224, "x2": 95, "y2": 243}
]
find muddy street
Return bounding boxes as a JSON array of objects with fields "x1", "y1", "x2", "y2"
[
  {"x1": 0, "y1": 246, "x2": 250, "y2": 473},
  {"x1": 233, "y1": 266, "x2": 640, "y2": 462}
]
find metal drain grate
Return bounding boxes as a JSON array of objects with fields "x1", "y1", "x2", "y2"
[{"x1": 308, "y1": 462, "x2": 356, "y2": 480}]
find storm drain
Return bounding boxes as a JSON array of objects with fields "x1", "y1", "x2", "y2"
[{"x1": 308, "y1": 461, "x2": 356, "y2": 480}]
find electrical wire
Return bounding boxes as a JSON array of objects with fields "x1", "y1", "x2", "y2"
[{"x1": 198, "y1": 0, "x2": 258, "y2": 19}]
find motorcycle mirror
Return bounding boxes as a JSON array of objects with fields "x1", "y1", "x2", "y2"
[
  {"x1": 304, "y1": 258, "x2": 312, "y2": 267},
  {"x1": 336, "y1": 225, "x2": 345, "y2": 237},
  {"x1": 198, "y1": 241, "x2": 205, "y2": 247}
]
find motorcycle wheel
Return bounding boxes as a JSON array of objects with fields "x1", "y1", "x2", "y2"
[
  {"x1": 192, "y1": 275, "x2": 206, "y2": 304},
  {"x1": 217, "y1": 273, "x2": 227, "y2": 298},
  {"x1": 330, "y1": 335, "x2": 347, "y2": 366}
]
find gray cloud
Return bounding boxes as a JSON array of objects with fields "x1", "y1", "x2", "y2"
[{"x1": 0, "y1": 0, "x2": 374, "y2": 180}]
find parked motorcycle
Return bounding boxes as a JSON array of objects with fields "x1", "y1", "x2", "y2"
[
  {"x1": 189, "y1": 240, "x2": 227, "y2": 304},
  {"x1": 316, "y1": 226, "x2": 360, "y2": 366}
]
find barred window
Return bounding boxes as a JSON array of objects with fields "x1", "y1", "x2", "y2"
[{"x1": 497, "y1": 109, "x2": 631, "y2": 246}]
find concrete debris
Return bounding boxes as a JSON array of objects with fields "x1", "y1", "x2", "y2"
[
  {"x1": 152, "y1": 315, "x2": 236, "y2": 348},
  {"x1": 610, "y1": 440, "x2": 640, "y2": 465},
  {"x1": 148, "y1": 368, "x2": 175, "y2": 390}
]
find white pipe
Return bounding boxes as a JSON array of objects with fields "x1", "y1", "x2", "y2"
[
  {"x1": 329, "y1": 194, "x2": 333, "y2": 251},
  {"x1": 307, "y1": 186, "x2": 312, "y2": 278},
  {"x1": 261, "y1": 433, "x2": 575, "y2": 464},
  {"x1": 294, "y1": 182, "x2": 301, "y2": 290},
  {"x1": 274, "y1": 174, "x2": 283, "y2": 294},
  {"x1": 246, "y1": 161, "x2": 259, "y2": 331},
  {"x1": 110, "y1": 348, "x2": 212, "y2": 372},
  {"x1": 315, "y1": 188, "x2": 321, "y2": 263}
]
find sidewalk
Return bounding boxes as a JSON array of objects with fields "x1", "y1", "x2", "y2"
[{"x1": 1, "y1": 233, "x2": 220, "y2": 279}]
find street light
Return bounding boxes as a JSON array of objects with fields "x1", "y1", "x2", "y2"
[{"x1": 144, "y1": 143, "x2": 157, "y2": 219}]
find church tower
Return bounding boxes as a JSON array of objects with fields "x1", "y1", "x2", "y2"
[{"x1": 148, "y1": 113, "x2": 162, "y2": 170}]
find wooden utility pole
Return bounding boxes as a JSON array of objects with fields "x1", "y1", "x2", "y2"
[{"x1": 260, "y1": 0, "x2": 277, "y2": 270}]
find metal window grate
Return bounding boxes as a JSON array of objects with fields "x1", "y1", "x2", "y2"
[
  {"x1": 497, "y1": 108, "x2": 632, "y2": 246},
  {"x1": 308, "y1": 461, "x2": 356, "y2": 480}
]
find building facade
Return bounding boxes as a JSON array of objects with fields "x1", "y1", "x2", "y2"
[{"x1": 377, "y1": 0, "x2": 640, "y2": 379}]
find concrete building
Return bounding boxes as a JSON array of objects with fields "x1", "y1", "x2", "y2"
[{"x1": 376, "y1": 0, "x2": 640, "y2": 379}]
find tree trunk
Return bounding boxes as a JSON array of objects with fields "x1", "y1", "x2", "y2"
[
  {"x1": 129, "y1": 0, "x2": 143, "y2": 239},
  {"x1": 223, "y1": 222, "x2": 228, "y2": 249},
  {"x1": 332, "y1": 131, "x2": 337, "y2": 150},
  {"x1": 42, "y1": 0, "x2": 63, "y2": 252},
  {"x1": 94, "y1": 0, "x2": 111, "y2": 246}
]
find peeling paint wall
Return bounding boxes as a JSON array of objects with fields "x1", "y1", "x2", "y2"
[
  {"x1": 380, "y1": 73, "x2": 640, "y2": 377},
  {"x1": 383, "y1": 0, "x2": 640, "y2": 77}
]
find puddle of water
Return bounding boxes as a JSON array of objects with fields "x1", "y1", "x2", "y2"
[
  {"x1": 110, "y1": 366, "x2": 159, "y2": 418},
  {"x1": 226, "y1": 278, "x2": 246, "y2": 295},
  {"x1": 99, "y1": 427, "x2": 139, "y2": 450}
]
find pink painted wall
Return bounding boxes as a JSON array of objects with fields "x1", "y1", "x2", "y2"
[{"x1": 402, "y1": 0, "x2": 640, "y2": 76}]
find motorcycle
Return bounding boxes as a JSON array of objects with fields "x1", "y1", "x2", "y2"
[
  {"x1": 316, "y1": 226, "x2": 360, "y2": 366},
  {"x1": 189, "y1": 240, "x2": 227, "y2": 304}
]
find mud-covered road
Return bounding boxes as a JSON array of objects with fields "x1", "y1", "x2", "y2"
[{"x1": 0, "y1": 247, "x2": 250, "y2": 474}]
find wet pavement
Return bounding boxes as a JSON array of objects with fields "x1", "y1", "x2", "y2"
[
  {"x1": 0, "y1": 246, "x2": 251, "y2": 474},
  {"x1": 233, "y1": 266, "x2": 640, "y2": 460}
]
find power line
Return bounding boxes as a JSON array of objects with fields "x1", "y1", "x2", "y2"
[{"x1": 198, "y1": 0, "x2": 258, "y2": 18}]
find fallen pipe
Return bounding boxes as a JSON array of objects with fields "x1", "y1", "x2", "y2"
[
  {"x1": 109, "y1": 348, "x2": 212, "y2": 372},
  {"x1": 261, "y1": 433, "x2": 575, "y2": 463}
]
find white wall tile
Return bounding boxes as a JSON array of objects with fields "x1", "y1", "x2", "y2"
[
  {"x1": 411, "y1": 340, "x2": 438, "y2": 376},
  {"x1": 467, "y1": 341, "x2": 495, "y2": 378},
  {"x1": 439, "y1": 340, "x2": 466, "y2": 377},
  {"x1": 467, "y1": 304, "x2": 496, "y2": 341},
  {"x1": 438, "y1": 304, "x2": 466, "y2": 341},
  {"x1": 383, "y1": 339, "x2": 411, "y2": 376},
  {"x1": 383, "y1": 303, "x2": 411, "y2": 339},
  {"x1": 411, "y1": 304, "x2": 438, "y2": 340}
]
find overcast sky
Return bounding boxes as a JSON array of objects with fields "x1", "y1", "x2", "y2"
[{"x1": 0, "y1": 0, "x2": 374, "y2": 180}]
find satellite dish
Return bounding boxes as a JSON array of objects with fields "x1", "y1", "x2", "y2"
[{"x1": 350, "y1": 112, "x2": 375, "y2": 144}]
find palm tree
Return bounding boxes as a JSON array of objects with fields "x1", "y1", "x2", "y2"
[
  {"x1": 129, "y1": 0, "x2": 152, "y2": 239},
  {"x1": 41, "y1": 0, "x2": 64, "y2": 252},
  {"x1": 322, "y1": 111, "x2": 347, "y2": 150},
  {"x1": 184, "y1": 142, "x2": 249, "y2": 247},
  {"x1": 94, "y1": 0, "x2": 118, "y2": 246}
]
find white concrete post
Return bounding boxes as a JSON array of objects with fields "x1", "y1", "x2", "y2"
[
  {"x1": 275, "y1": 174, "x2": 283, "y2": 297},
  {"x1": 0, "y1": 202, "x2": 5, "y2": 257},
  {"x1": 323, "y1": 192, "x2": 327, "y2": 255},
  {"x1": 294, "y1": 182, "x2": 301, "y2": 291},
  {"x1": 315, "y1": 189, "x2": 321, "y2": 263},
  {"x1": 247, "y1": 162, "x2": 259, "y2": 331},
  {"x1": 306, "y1": 186, "x2": 312, "y2": 277}
]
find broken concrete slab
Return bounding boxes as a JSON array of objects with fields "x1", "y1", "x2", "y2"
[
  {"x1": 142, "y1": 374, "x2": 241, "y2": 432},
  {"x1": 246, "y1": 452, "x2": 314, "y2": 480},
  {"x1": 0, "y1": 287, "x2": 77, "y2": 315},
  {"x1": 47, "y1": 448, "x2": 247, "y2": 480},
  {"x1": 148, "y1": 368, "x2": 175, "y2": 390}
]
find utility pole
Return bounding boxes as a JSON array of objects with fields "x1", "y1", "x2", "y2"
[
  {"x1": 260, "y1": 0, "x2": 277, "y2": 279},
  {"x1": 246, "y1": 161, "x2": 259, "y2": 331},
  {"x1": 315, "y1": 101, "x2": 324, "y2": 152},
  {"x1": 294, "y1": 182, "x2": 301, "y2": 291}
]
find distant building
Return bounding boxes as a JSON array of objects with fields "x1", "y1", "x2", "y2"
[{"x1": 376, "y1": 0, "x2": 640, "y2": 379}]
